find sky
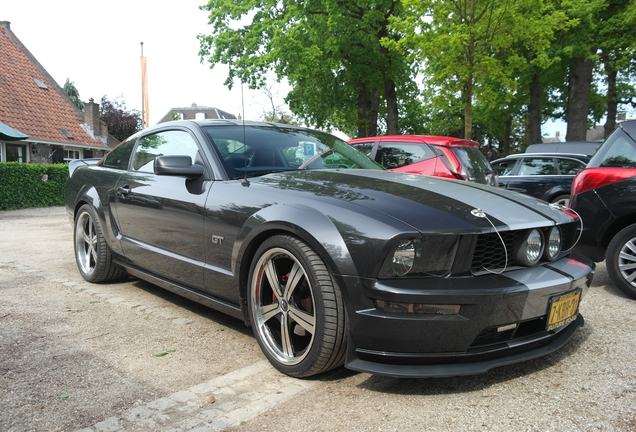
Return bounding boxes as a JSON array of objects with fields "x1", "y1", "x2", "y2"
[
  {"x1": 4, "y1": 0, "x2": 567, "y2": 140},
  {"x1": 3, "y1": 0, "x2": 283, "y2": 126}
]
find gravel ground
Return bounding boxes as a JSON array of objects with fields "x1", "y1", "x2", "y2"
[{"x1": 1, "y1": 207, "x2": 635, "y2": 432}]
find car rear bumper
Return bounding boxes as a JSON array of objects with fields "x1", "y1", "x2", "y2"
[{"x1": 338, "y1": 256, "x2": 594, "y2": 378}]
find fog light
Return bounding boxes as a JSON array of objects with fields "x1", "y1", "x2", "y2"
[
  {"x1": 543, "y1": 226, "x2": 562, "y2": 261},
  {"x1": 514, "y1": 229, "x2": 544, "y2": 266},
  {"x1": 375, "y1": 300, "x2": 461, "y2": 315}
]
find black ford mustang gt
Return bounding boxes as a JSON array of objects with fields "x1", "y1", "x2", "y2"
[{"x1": 65, "y1": 120, "x2": 593, "y2": 378}]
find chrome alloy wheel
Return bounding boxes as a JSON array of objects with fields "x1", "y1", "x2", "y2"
[
  {"x1": 75, "y1": 211, "x2": 98, "y2": 277},
  {"x1": 617, "y1": 236, "x2": 636, "y2": 287},
  {"x1": 250, "y1": 247, "x2": 316, "y2": 366}
]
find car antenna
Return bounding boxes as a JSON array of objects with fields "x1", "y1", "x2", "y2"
[{"x1": 240, "y1": 81, "x2": 250, "y2": 187}]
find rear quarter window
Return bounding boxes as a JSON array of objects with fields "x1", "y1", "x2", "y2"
[
  {"x1": 101, "y1": 139, "x2": 136, "y2": 170},
  {"x1": 558, "y1": 158, "x2": 586, "y2": 175},
  {"x1": 375, "y1": 143, "x2": 434, "y2": 169}
]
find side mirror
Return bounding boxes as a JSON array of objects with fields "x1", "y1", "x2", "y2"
[{"x1": 154, "y1": 156, "x2": 204, "y2": 178}]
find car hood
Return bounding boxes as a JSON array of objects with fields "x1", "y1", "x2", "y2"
[{"x1": 252, "y1": 170, "x2": 574, "y2": 233}]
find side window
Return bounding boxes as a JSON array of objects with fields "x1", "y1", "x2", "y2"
[
  {"x1": 492, "y1": 160, "x2": 516, "y2": 176},
  {"x1": 133, "y1": 130, "x2": 200, "y2": 172},
  {"x1": 102, "y1": 139, "x2": 136, "y2": 169},
  {"x1": 375, "y1": 143, "x2": 433, "y2": 169},
  {"x1": 558, "y1": 158, "x2": 586, "y2": 175},
  {"x1": 517, "y1": 158, "x2": 556, "y2": 176}
]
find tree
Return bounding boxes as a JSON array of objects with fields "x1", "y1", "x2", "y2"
[
  {"x1": 198, "y1": 0, "x2": 416, "y2": 137},
  {"x1": 63, "y1": 78, "x2": 84, "y2": 111},
  {"x1": 389, "y1": 0, "x2": 570, "y2": 140},
  {"x1": 597, "y1": 0, "x2": 636, "y2": 138},
  {"x1": 99, "y1": 96, "x2": 142, "y2": 141}
]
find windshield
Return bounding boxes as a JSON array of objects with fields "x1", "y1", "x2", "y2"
[{"x1": 204, "y1": 125, "x2": 383, "y2": 179}]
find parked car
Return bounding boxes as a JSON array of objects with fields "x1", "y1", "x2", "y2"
[
  {"x1": 491, "y1": 153, "x2": 590, "y2": 206},
  {"x1": 347, "y1": 135, "x2": 498, "y2": 186},
  {"x1": 570, "y1": 120, "x2": 636, "y2": 299},
  {"x1": 525, "y1": 141, "x2": 601, "y2": 156},
  {"x1": 66, "y1": 120, "x2": 593, "y2": 378}
]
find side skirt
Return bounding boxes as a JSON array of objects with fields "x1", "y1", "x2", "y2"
[{"x1": 114, "y1": 260, "x2": 245, "y2": 321}]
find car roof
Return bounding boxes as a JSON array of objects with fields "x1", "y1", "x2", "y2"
[
  {"x1": 348, "y1": 135, "x2": 480, "y2": 148},
  {"x1": 492, "y1": 153, "x2": 590, "y2": 163},
  {"x1": 524, "y1": 141, "x2": 601, "y2": 156}
]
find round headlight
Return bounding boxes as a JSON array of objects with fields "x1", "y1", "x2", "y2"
[
  {"x1": 543, "y1": 226, "x2": 562, "y2": 261},
  {"x1": 514, "y1": 229, "x2": 544, "y2": 266},
  {"x1": 392, "y1": 240, "x2": 416, "y2": 276}
]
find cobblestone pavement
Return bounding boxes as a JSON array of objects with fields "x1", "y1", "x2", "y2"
[{"x1": 2, "y1": 207, "x2": 636, "y2": 432}]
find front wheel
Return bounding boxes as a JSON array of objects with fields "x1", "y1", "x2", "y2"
[
  {"x1": 74, "y1": 204, "x2": 125, "y2": 283},
  {"x1": 248, "y1": 235, "x2": 347, "y2": 377},
  {"x1": 606, "y1": 224, "x2": 636, "y2": 299}
]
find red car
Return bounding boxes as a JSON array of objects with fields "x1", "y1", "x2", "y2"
[{"x1": 348, "y1": 135, "x2": 498, "y2": 186}]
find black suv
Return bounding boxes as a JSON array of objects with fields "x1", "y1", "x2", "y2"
[{"x1": 570, "y1": 120, "x2": 636, "y2": 299}]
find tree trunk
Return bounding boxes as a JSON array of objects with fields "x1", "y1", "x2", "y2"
[
  {"x1": 384, "y1": 79, "x2": 399, "y2": 135},
  {"x1": 463, "y1": 78, "x2": 473, "y2": 140},
  {"x1": 528, "y1": 73, "x2": 542, "y2": 144},
  {"x1": 357, "y1": 83, "x2": 379, "y2": 138},
  {"x1": 502, "y1": 113, "x2": 512, "y2": 156},
  {"x1": 603, "y1": 56, "x2": 618, "y2": 139},
  {"x1": 566, "y1": 55, "x2": 595, "y2": 141}
]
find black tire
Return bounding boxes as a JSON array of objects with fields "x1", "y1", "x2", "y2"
[
  {"x1": 550, "y1": 194, "x2": 571, "y2": 207},
  {"x1": 73, "y1": 204, "x2": 125, "y2": 283},
  {"x1": 247, "y1": 235, "x2": 347, "y2": 377},
  {"x1": 606, "y1": 224, "x2": 636, "y2": 299}
]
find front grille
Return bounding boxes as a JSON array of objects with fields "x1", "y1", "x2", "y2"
[
  {"x1": 469, "y1": 222, "x2": 579, "y2": 275},
  {"x1": 471, "y1": 231, "x2": 518, "y2": 274},
  {"x1": 559, "y1": 222, "x2": 579, "y2": 251}
]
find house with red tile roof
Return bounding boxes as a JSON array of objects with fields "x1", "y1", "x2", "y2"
[{"x1": 0, "y1": 21, "x2": 116, "y2": 164}]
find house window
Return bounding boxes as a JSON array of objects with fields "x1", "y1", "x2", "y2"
[
  {"x1": 6, "y1": 144, "x2": 26, "y2": 162},
  {"x1": 64, "y1": 149, "x2": 81, "y2": 161},
  {"x1": 195, "y1": 112, "x2": 206, "y2": 120}
]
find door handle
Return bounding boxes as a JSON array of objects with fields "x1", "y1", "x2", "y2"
[{"x1": 117, "y1": 185, "x2": 131, "y2": 195}]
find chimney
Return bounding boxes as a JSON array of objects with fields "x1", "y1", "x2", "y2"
[
  {"x1": 191, "y1": 102, "x2": 197, "y2": 108},
  {"x1": 84, "y1": 98, "x2": 101, "y2": 136}
]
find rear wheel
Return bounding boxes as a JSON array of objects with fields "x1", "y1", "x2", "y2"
[
  {"x1": 606, "y1": 224, "x2": 636, "y2": 299},
  {"x1": 74, "y1": 204, "x2": 124, "y2": 283},
  {"x1": 248, "y1": 235, "x2": 347, "y2": 377}
]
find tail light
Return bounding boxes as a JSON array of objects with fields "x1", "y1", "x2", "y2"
[
  {"x1": 436, "y1": 146, "x2": 467, "y2": 180},
  {"x1": 571, "y1": 168, "x2": 636, "y2": 196}
]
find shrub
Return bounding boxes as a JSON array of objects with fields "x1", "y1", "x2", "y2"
[{"x1": 0, "y1": 162, "x2": 69, "y2": 210}]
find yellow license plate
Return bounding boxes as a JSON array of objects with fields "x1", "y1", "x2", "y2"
[{"x1": 546, "y1": 289, "x2": 581, "y2": 332}]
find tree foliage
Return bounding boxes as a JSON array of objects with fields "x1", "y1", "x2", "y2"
[
  {"x1": 388, "y1": 0, "x2": 571, "y2": 140},
  {"x1": 63, "y1": 78, "x2": 84, "y2": 111},
  {"x1": 99, "y1": 96, "x2": 142, "y2": 141},
  {"x1": 197, "y1": 0, "x2": 636, "y2": 147},
  {"x1": 198, "y1": 0, "x2": 417, "y2": 137}
]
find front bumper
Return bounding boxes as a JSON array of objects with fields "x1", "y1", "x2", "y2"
[{"x1": 339, "y1": 256, "x2": 594, "y2": 378}]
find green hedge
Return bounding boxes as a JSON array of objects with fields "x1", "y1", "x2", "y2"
[{"x1": 0, "y1": 162, "x2": 69, "y2": 210}]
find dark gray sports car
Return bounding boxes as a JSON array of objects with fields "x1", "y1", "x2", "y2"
[{"x1": 65, "y1": 120, "x2": 593, "y2": 378}]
